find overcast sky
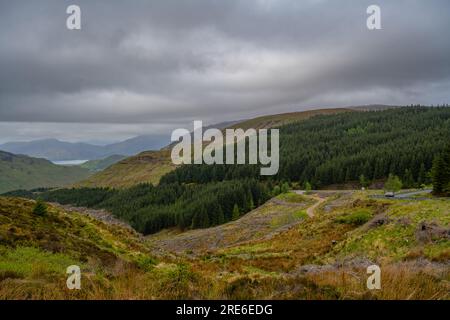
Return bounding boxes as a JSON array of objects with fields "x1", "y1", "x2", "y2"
[{"x1": 1, "y1": 0, "x2": 450, "y2": 144}]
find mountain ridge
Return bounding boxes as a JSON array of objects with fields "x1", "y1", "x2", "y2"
[
  {"x1": 0, "y1": 135, "x2": 168, "y2": 161},
  {"x1": 0, "y1": 150, "x2": 91, "y2": 194}
]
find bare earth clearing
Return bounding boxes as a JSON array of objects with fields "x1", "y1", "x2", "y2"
[
  {"x1": 147, "y1": 191, "x2": 356, "y2": 255},
  {"x1": 147, "y1": 194, "x2": 316, "y2": 255}
]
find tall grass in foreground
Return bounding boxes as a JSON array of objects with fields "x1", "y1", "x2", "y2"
[{"x1": 0, "y1": 262, "x2": 448, "y2": 300}]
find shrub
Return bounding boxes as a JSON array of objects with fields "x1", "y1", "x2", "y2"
[
  {"x1": 304, "y1": 182, "x2": 312, "y2": 195},
  {"x1": 280, "y1": 182, "x2": 290, "y2": 193},
  {"x1": 335, "y1": 210, "x2": 372, "y2": 225},
  {"x1": 136, "y1": 256, "x2": 158, "y2": 271},
  {"x1": 32, "y1": 199, "x2": 48, "y2": 216},
  {"x1": 384, "y1": 174, "x2": 402, "y2": 193}
]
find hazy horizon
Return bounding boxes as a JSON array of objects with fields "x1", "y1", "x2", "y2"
[
  {"x1": 1, "y1": 1, "x2": 450, "y2": 143},
  {"x1": 0, "y1": 104, "x2": 407, "y2": 144}
]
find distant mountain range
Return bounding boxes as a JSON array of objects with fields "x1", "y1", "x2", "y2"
[
  {"x1": 0, "y1": 135, "x2": 169, "y2": 161},
  {"x1": 0, "y1": 119, "x2": 245, "y2": 161}
]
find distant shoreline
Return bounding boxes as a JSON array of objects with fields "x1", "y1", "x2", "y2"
[{"x1": 51, "y1": 160, "x2": 88, "y2": 166}]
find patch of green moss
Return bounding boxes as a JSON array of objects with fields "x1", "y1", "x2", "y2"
[
  {"x1": 423, "y1": 239, "x2": 450, "y2": 261},
  {"x1": 330, "y1": 197, "x2": 449, "y2": 262},
  {"x1": 335, "y1": 209, "x2": 372, "y2": 225},
  {"x1": 0, "y1": 246, "x2": 82, "y2": 279},
  {"x1": 276, "y1": 192, "x2": 307, "y2": 203},
  {"x1": 220, "y1": 243, "x2": 271, "y2": 256}
]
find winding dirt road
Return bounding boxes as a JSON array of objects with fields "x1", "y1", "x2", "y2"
[
  {"x1": 306, "y1": 196, "x2": 326, "y2": 217},
  {"x1": 294, "y1": 190, "x2": 327, "y2": 217}
]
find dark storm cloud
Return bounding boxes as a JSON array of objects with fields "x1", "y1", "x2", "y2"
[{"x1": 1, "y1": 0, "x2": 450, "y2": 131}]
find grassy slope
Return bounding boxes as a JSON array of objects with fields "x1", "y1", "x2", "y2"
[
  {"x1": 150, "y1": 191, "x2": 449, "y2": 299},
  {"x1": 0, "y1": 151, "x2": 91, "y2": 194},
  {"x1": 75, "y1": 150, "x2": 175, "y2": 188},
  {"x1": 0, "y1": 192, "x2": 448, "y2": 299},
  {"x1": 227, "y1": 108, "x2": 352, "y2": 130},
  {"x1": 76, "y1": 108, "x2": 351, "y2": 189},
  {"x1": 79, "y1": 154, "x2": 126, "y2": 172},
  {"x1": 150, "y1": 191, "x2": 449, "y2": 263},
  {"x1": 0, "y1": 196, "x2": 155, "y2": 299}
]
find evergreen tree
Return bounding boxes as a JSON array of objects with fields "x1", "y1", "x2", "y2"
[
  {"x1": 359, "y1": 174, "x2": 369, "y2": 188},
  {"x1": 304, "y1": 181, "x2": 312, "y2": 194},
  {"x1": 418, "y1": 163, "x2": 427, "y2": 186},
  {"x1": 217, "y1": 206, "x2": 225, "y2": 225},
  {"x1": 402, "y1": 169, "x2": 414, "y2": 188},
  {"x1": 248, "y1": 194, "x2": 255, "y2": 211},
  {"x1": 431, "y1": 144, "x2": 450, "y2": 195},
  {"x1": 280, "y1": 182, "x2": 290, "y2": 193},
  {"x1": 232, "y1": 204, "x2": 240, "y2": 220},
  {"x1": 384, "y1": 174, "x2": 402, "y2": 193}
]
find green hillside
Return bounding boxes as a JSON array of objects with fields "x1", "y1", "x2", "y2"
[
  {"x1": 75, "y1": 150, "x2": 176, "y2": 188},
  {"x1": 79, "y1": 154, "x2": 126, "y2": 172},
  {"x1": 0, "y1": 197, "x2": 155, "y2": 299},
  {"x1": 75, "y1": 108, "x2": 351, "y2": 189},
  {"x1": 163, "y1": 106, "x2": 450, "y2": 187},
  {"x1": 0, "y1": 151, "x2": 91, "y2": 194},
  {"x1": 227, "y1": 107, "x2": 352, "y2": 130},
  {"x1": 0, "y1": 191, "x2": 448, "y2": 299}
]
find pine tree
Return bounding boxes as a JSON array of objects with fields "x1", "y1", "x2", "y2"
[
  {"x1": 359, "y1": 174, "x2": 369, "y2": 188},
  {"x1": 443, "y1": 145, "x2": 450, "y2": 196},
  {"x1": 432, "y1": 144, "x2": 450, "y2": 195},
  {"x1": 217, "y1": 206, "x2": 225, "y2": 225},
  {"x1": 232, "y1": 204, "x2": 240, "y2": 220},
  {"x1": 249, "y1": 197, "x2": 255, "y2": 210},
  {"x1": 384, "y1": 174, "x2": 402, "y2": 193},
  {"x1": 203, "y1": 212, "x2": 210, "y2": 228},
  {"x1": 192, "y1": 212, "x2": 201, "y2": 228},
  {"x1": 431, "y1": 155, "x2": 446, "y2": 194},
  {"x1": 304, "y1": 181, "x2": 312, "y2": 194},
  {"x1": 402, "y1": 169, "x2": 414, "y2": 188},
  {"x1": 418, "y1": 163, "x2": 427, "y2": 186}
]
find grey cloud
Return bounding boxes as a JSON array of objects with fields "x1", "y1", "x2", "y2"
[{"x1": 0, "y1": 0, "x2": 450, "y2": 139}]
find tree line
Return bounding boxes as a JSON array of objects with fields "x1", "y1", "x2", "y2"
[
  {"x1": 161, "y1": 107, "x2": 450, "y2": 188},
  {"x1": 38, "y1": 180, "x2": 273, "y2": 234}
]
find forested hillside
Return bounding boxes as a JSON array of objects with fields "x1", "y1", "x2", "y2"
[
  {"x1": 162, "y1": 107, "x2": 450, "y2": 188},
  {"x1": 38, "y1": 180, "x2": 272, "y2": 234},
  {"x1": 24, "y1": 106, "x2": 450, "y2": 234},
  {"x1": 75, "y1": 108, "x2": 350, "y2": 188}
]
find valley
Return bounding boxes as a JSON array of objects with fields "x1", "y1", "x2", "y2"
[
  {"x1": 75, "y1": 107, "x2": 351, "y2": 189},
  {"x1": 1, "y1": 106, "x2": 449, "y2": 300}
]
